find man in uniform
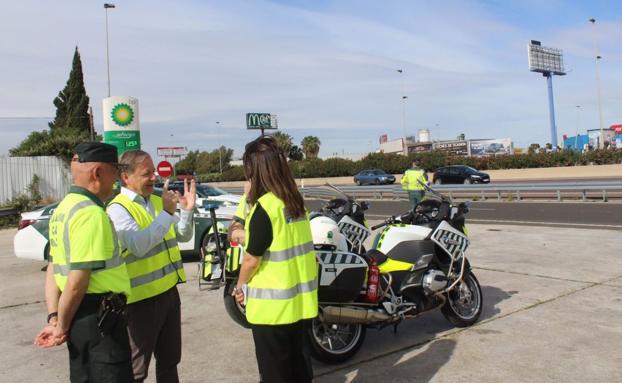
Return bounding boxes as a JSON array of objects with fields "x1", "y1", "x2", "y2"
[
  {"x1": 401, "y1": 160, "x2": 428, "y2": 209},
  {"x1": 34, "y1": 142, "x2": 133, "y2": 383},
  {"x1": 107, "y1": 150, "x2": 194, "y2": 383}
]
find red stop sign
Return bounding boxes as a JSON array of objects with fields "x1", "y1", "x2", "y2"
[{"x1": 157, "y1": 161, "x2": 173, "y2": 177}]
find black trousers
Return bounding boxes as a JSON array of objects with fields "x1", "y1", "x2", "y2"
[
  {"x1": 67, "y1": 294, "x2": 133, "y2": 383},
  {"x1": 126, "y1": 286, "x2": 182, "y2": 383},
  {"x1": 251, "y1": 320, "x2": 313, "y2": 383}
]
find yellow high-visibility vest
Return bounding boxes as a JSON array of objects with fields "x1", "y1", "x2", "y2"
[
  {"x1": 109, "y1": 194, "x2": 186, "y2": 303},
  {"x1": 50, "y1": 187, "x2": 130, "y2": 295},
  {"x1": 401, "y1": 169, "x2": 427, "y2": 191},
  {"x1": 244, "y1": 192, "x2": 318, "y2": 325}
]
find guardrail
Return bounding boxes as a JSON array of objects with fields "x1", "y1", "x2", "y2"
[{"x1": 223, "y1": 181, "x2": 622, "y2": 202}]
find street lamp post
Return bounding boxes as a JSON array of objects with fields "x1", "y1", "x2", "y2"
[
  {"x1": 589, "y1": 18, "x2": 605, "y2": 149},
  {"x1": 216, "y1": 121, "x2": 222, "y2": 174},
  {"x1": 104, "y1": 3, "x2": 115, "y2": 97}
]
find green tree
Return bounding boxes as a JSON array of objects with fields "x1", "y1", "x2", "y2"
[
  {"x1": 11, "y1": 47, "x2": 92, "y2": 161},
  {"x1": 49, "y1": 47, "x2": 91, "y2": 135},
  {"x1": 175, "y1": 147, "x2": 234, "y2": 174},
  {"x1": 271, "y1": 131, "x2": 293, "y2": 156},
  {"x1": 301, "y1": 135, "x2": 321, "y2": 159},
  {"x1": 288, "y1": 145, "x2": 304, "y2": 161}
]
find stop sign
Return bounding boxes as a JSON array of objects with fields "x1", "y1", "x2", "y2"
[{"x1": 157, "y1": 160, "x2": 173, "y2": 177}]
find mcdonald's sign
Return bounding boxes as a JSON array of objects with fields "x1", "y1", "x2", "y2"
[{"x1": 246, "y1": 113, "x2": 277, "y2": 130}]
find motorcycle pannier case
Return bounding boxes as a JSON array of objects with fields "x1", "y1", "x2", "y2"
[{"x1": 316, "y1": 251, "x2": 368, "y2": 302}]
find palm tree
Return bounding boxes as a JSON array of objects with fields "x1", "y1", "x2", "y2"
[
  {"x1": 301, "y1": 136, "x2": 321, "y2": 159},
  {"x1": 271, "y1": 131, "x2": 293, "y2": 156}
]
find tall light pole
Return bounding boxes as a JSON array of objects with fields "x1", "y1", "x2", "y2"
[
  {"x1": 104, "y1": 3, "x2": 115, "y2": 97},
  {"x1": 216, "y1": 121, "x2": 222, "y2": 174},
  {"x1": 589, "y1": 18, "x2": 605, "y2": 149}
]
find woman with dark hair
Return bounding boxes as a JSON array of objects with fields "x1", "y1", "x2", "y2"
[{"x1": 233, "y1": 135, "x2": 318, "y2": 383}]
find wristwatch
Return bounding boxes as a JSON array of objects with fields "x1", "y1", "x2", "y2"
[{"x1": 47, "y1": 312, "x2": 58, "y2": 324}]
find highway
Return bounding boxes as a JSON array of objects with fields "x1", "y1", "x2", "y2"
[{"x1": 305, "y1": 199, "x2": 622, "y2": 230}]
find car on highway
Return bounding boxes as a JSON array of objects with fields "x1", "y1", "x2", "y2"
[
  {"x1": 353, "y1": 169, "x2": 396, "y2": 186},
  {"x1": 433, "y1": 165, "x2": 490, "y2": 185},
  {"x1": 13, "y1": 188, "x2": 239, "y2": 262}
]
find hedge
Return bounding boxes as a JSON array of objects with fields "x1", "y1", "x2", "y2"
[{"x1": 192, "y1": 149, "x2": 622, "y2": 182}]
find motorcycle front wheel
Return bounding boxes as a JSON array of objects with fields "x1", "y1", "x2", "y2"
[
  {"x1": 441, "y1": 271, "x2": 483, "y2": 327},
  {"x1": 223, "y1": 280, "x2": 251, "y2": 329},
  {"x1": 307, "y1": 317, "x2": 366, "y2": 364}
]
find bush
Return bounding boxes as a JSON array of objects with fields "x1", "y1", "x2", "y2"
[
  {"x1": 0, "y1": 175, "x2": 43, "y2": 228},
  {"x1": 189, "y1": 148, "x2": 622, "y2": 182}
]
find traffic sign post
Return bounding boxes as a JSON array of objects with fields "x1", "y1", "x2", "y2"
[{"x1": 157, "y1": 160, "x2": 174, "y2": 178}]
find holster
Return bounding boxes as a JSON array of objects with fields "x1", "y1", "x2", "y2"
[{"x1": 97, "y1": 293, "x2": 127, "y2": 335}]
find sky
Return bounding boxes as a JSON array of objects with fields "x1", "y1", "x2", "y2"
[{"x1": 1, "y1": 0, "x2": 621, "y2": 159}]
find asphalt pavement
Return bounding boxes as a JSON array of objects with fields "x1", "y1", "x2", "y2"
[{"x1": 1, "y1": 219, "x2": 622, "y2": 382}]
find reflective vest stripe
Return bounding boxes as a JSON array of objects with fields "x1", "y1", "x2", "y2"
[
  {"x1": 124, "y1": 238, "x2": 179, "y2": 264},
  {"x1": 263, "y1": 241, "x2": 314, "y2": 262},
  {"x1": 130, "y1": 260, "x2": 183, "y2": 288},
  {"x1": 247, "y1": 278, "x2": 318, "y2": 300},
  {"x1": 54, "y1": 253, "x2": 126, "y2": 277},
  {"x1": 62, "y1": 200, "x2": 96, "y2": 264}
]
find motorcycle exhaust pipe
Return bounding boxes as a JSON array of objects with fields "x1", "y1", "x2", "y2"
[{"x1": 321, "y1": 306, "x2": 392, "y2": 324}]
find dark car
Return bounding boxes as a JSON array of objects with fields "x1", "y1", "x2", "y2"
[
  {"x1": 353, "y1": 169, "x2": 396, "y2": 186},
  {"x1": 433, "y1": 165, "x2": 490, "y2": 185}
]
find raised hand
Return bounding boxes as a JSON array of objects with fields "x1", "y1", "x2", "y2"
[
  {"x1": 177, "y1": 179, "x2": 196, "y2": 211},
  {"x1": 162, "y1": 179, "x2": 179, "y2": 215}
]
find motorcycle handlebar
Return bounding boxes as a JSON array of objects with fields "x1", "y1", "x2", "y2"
[{"x1": 371, "y1": 221, "x2": 388, "y2": 231}]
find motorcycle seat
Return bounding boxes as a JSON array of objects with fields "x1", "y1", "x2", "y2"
[{"x1": 363, "y1": 249, "x2": 388, "y2": 265}]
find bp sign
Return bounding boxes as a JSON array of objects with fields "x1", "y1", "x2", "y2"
[
  {"x1": 103, "y1": 96, "x2": 141, "y2": 157},
  {"x1": 246, "y1": 113, "x2": 277, "y2": 130}
]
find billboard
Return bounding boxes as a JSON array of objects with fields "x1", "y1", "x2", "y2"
[
  {"x1": 469, "y1": 138, "x2": 512, "y2": 156},
  {"x1": 434, "y1": 141, "x2": 468, "y2": 156},
  {"x1": 379, "y1": 138, "x2": 404, "y2": 154},
  {"x1": 588, "y1": 129, "x2": 616, "y2": 149},
  {"x1": 246, "y1": 113, "x2": 277, "y2": 130},
  {"x1": 379, "y1": 134, "x2": 388, "y2": 144},
  {"x1": 157, "y1": 146, "x2": 187, "y2": 157},
  {"x1": 407, "y1": 142, "x2": 433, "y2": 154}
]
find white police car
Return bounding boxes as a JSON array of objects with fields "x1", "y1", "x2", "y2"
[{"x1": 13, "y1": 189, "x2": 239, "y2": 261}]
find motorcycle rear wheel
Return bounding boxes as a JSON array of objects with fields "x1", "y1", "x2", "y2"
[
  {"x1": 223, "y1": 280, "x2": 251, "y2": 329},
  {"x1": 307, "y1": 317, "x2": 366, "y2": 364},
  {"x1": 441, "y1": 271, "x2": 482, "y2": 327}
]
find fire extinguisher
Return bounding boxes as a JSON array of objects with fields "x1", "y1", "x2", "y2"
[{"x1": 366, "y1": 256, "x2": 380, "y2": 303}]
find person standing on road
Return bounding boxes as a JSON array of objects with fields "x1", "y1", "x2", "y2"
[
  {"x1": 107, "y1": 150, "x2": 195, "y2": 383},
  {"x1": 234, "y1": 136, "x2": 318, "y2": 383},
  {"x1": 34, "y1": 142, "x2": 133, "y2": 383},
  {"x1": 401, "y1": 160, "x2": 428, "y2": 209}
]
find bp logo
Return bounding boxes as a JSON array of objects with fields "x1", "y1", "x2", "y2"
[{"x1": 111, "y1": 103, "x2": 135, "y2": 127}]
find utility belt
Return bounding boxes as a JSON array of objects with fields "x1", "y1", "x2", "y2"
[{"x1": 76, "y1": 293, "x2": 127, "y2": 335}]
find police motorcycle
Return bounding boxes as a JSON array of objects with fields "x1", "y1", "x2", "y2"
[
  {"x1": 307, "y1": 181, "x2": 482, "y2": 363},
  {"x1": 201, "y1": 184, "x2": 482, "y2": 364}
]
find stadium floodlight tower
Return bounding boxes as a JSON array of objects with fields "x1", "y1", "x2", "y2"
[{"x1": 528, "y1": 40, "x2": 566, "y2": 152}]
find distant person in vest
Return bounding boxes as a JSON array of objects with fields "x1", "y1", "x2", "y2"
[
  {"x1": 233, "y1": 136, "x2": 318, "y2": 383},
  {"x1": 107, "y1": 150, "x2": 195, "y2": 383},
  {"x1": 34, "y1": 142, "x2": 133, "y2": 383},
  {"x1": 401, "y1": 160, "x2": 428, "y2": 209}
]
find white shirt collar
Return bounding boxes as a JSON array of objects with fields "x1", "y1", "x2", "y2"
[{"x1": 120, "y1": 186, "x2": 150, "y2": 205}]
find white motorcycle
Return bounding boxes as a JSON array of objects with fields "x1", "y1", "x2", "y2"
[{"x1": 203, "y1": 184, "x2": 483, "y2": 363}]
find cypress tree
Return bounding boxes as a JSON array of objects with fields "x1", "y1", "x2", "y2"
[{"x1": 49, "y1": 47, "x2": 90, "y2": 135}]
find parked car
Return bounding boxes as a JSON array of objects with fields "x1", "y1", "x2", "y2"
[
  {"x1": 13, "y1": 188, "x2": 239, "y2": 262},
  {"x1": 353, "y1": 169, "x2": 396, "y2": 186},
  {"x1": 432, "y1": 165, "x2": 490, "y2": 185},
  {"x1": 165, "y1": 182, "x2": 241, "y2": 208}
]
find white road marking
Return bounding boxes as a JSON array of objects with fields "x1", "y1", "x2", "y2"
[{"x1": 468, "y1": 218, "x2": 622, "y2": 229}]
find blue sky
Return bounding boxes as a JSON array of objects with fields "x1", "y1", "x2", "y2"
[{"x1": 1, "y1": 0, "x2": 621, "y2": 158}]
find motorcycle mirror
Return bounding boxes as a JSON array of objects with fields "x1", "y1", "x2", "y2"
[{"x1": 360, "y1": 201, "x2": 369, "y2": 210}]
